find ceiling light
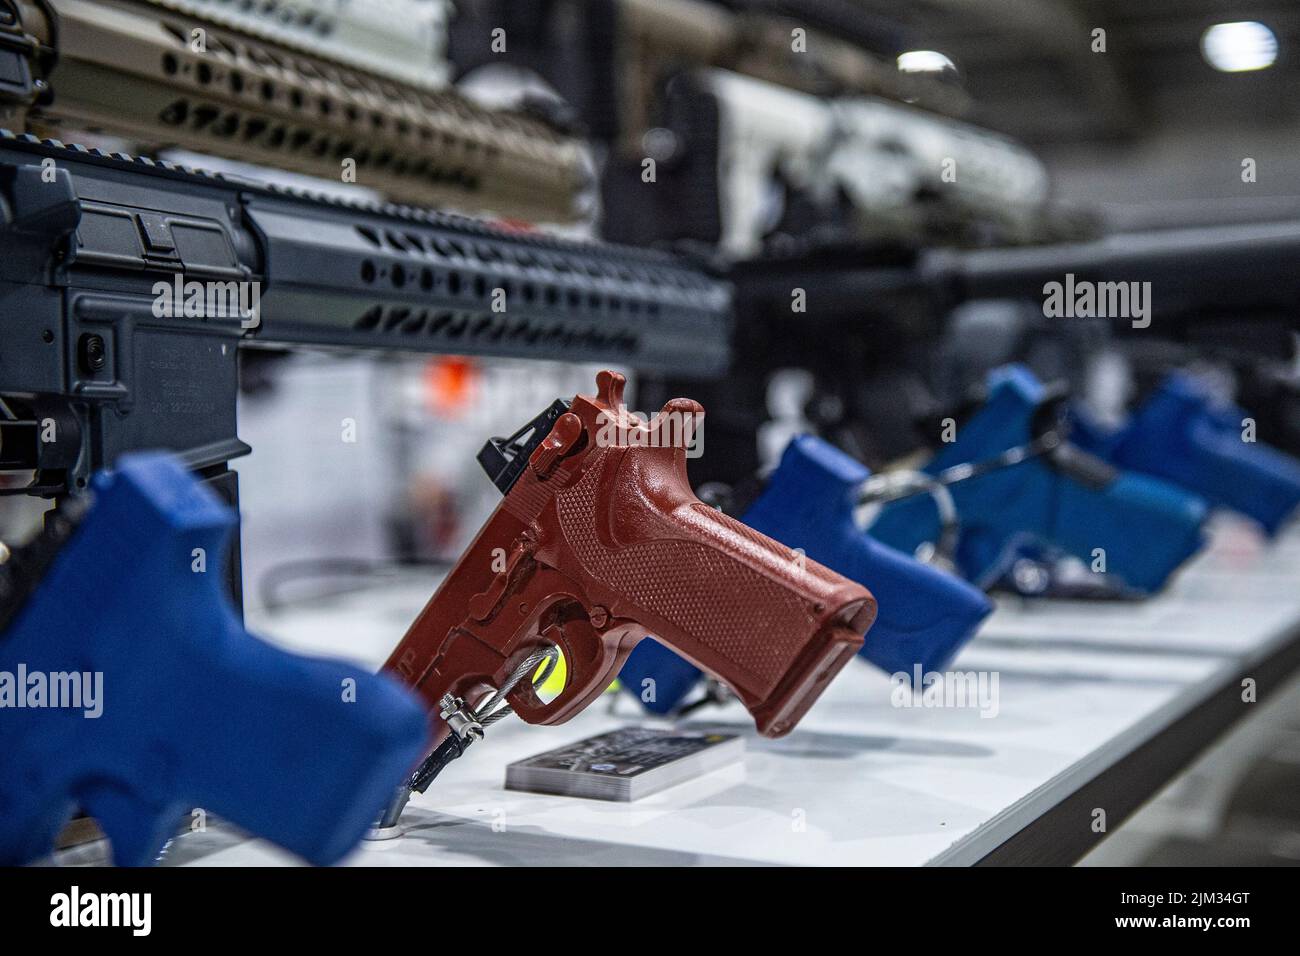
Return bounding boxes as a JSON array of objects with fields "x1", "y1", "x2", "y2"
[
  {"x1": 897, "y1": 50, "x2": 956, "y2": 74},
  {"x1": 1201, "y1": 21, "x2": 1278, "y2": 73}
]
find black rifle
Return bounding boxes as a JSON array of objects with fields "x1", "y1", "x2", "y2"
[
  {"x1": 0, "y1": 130, "x2": 732, "y2": 598},
  {"x1": 641, "y1": 222, "x2": 1300, "y2": 487}
]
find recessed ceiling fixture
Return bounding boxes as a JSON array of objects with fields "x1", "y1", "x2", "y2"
[
  {"x1": 897, "y1": 50, "x2": 956, "y2": 74},
  {"x1": 1201, "y1": 21, "x2": 1278, "y2": 73}
]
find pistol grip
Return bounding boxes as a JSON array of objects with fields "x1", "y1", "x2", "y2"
[
  {"x1": 872, "y1": 366, "x2": 1210, "y2": 594},
  {"x1": 549, "y1": 441, "x2": 873, "y2": 737},
  {"x1": 189, "y1": 612, "x2": 432, "y2": 864},
  {"x1": 1081, "y1": 373, "x2": 1300, "y2": 537},
  {"x1": 617, "y1": 435, "x2": 994, "y2": 711},
  {"x1": 1143, "y1": 408, "x2": 1300, "y2": 536},
  {"x1": 0, "y1": 453, "x2": 430, "y2": 866},
  {"x1": 1191, "y1": 429, "x2": 1300, "y2": 535},
  {"x1": 744, "y1": 435, "x2": 992, "y2": 676}
]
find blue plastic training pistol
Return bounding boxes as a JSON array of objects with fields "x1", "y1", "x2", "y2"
[
  {"x1": 1070, "y1": 372, "x2": 1300, "y2": 537},
  {"x1": 0, "y1": 452, "x2": 430, "y2": 866},
  {"x1": 619, "y1": 435, "x2": 993, "y2": 715},
  {"x1": 867, "y1": 365, "x2": 1210, "y2": 594}
]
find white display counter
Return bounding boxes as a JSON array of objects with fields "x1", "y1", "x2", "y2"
[{"x1": 146, "y1": 517, "x2": 1300, "y2": 866}]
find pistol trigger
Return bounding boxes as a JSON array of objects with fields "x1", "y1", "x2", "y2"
[{"x1": 468, "y1": 538, "x2": 534, "y2": 623}]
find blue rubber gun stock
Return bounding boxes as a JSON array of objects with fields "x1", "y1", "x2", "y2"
[
  {"x1": 868, "y1": 365, "x2": 1210, "y2": 594},
  {"x1": 1071, "y1": 372, "x2": 1300, "y2": 537},
  {"x1": 620, "y1": 435, "x2": 993, "y2": 715},
  {"x1": 0, "y1": 453, "x2": 430, "y2": 866}
]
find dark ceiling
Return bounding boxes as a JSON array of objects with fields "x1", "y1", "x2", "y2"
[{"x1": 844, "y1": 0, "x2": 1299, "y2": 143}]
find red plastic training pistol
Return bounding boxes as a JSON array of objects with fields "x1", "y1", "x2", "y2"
[{"x1": 382, "y1": 370, "x2": 875, "y2": 792}]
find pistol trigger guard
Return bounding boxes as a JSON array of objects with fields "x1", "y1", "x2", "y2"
[
  {"x1": 502, "y1": 623, "x2": 569, "y2": 720},
  {"x1": 506, "y1": 618, "x2": 626, "y2": 726},
  {"x1": 78, "y1": 782, "x2": 180, "y2": 867}
]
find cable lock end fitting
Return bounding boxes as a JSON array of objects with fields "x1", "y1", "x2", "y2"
[{"x1": 439, "y1": 694, "x2": 484, "y2": 743}]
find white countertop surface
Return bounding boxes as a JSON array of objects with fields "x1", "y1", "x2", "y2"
[{"x1": 147, "y1": 516, "x2": 1300, "y2": 867}]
